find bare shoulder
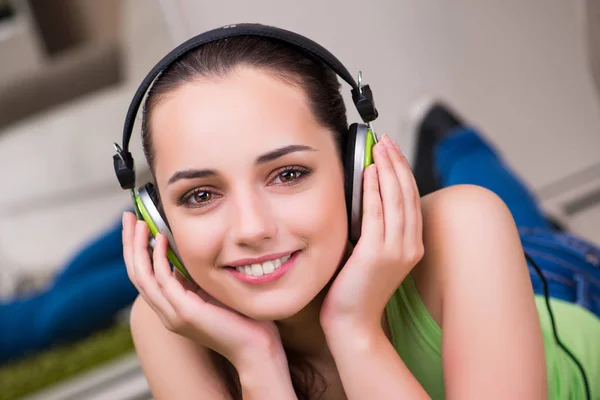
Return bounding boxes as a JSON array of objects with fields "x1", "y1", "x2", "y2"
[
  {"x1": 411, "y1": 184, "x2": 546, "y2": 398},
  {"x1": 420, "y1": 183, "x2": 514, "y2": 225},
  {"x1": 411, "y1": 184, "x2": 525, "y2": 325},
  {"x1": 419, "y1": 183, "x2": 520, "y2": 259},
  {"x1": 130, "y1": 295, "x2": 231, "y2": 400}
]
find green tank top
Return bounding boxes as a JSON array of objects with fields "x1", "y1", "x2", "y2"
[{"x1": 385, "y1": 274, "x2": 600, "y2": 399}]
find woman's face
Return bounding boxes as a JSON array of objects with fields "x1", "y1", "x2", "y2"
[{"x1": 150, "y1": 67, "x2": 349, "y2": 320}]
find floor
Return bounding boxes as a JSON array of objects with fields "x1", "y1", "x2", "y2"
[{"x1": 21, "y1": 354, "x2": 152, "y2": 400}]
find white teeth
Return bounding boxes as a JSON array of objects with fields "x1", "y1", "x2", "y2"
[
  {"x1": 251, "y1": 264, "x2": 264, "y2": 277},
  {"x1": 262, "y1": 261, "x2": 275, "y2": 274},
  {"x1": 234, "y1": 253, "x2": 293, "y2": 277}
]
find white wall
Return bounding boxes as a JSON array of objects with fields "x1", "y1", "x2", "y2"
[
  {"x1": 588, "y1": 0, "x2": 600, "y2": 99},
  {"x1": 164, "y1": 0, "x2": 600, "y2": 196}
]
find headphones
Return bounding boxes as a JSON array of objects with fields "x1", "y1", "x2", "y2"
[{"x1": 113, "y1": 23, "x2": 379, "y2": 282}]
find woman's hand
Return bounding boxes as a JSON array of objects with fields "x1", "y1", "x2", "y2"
[
  {"x1": 320, "y1": 134, "x2": 424, "y2": 335},
  {"x1": 122, "y1": 212, "x2": 284, "y2": 369}
]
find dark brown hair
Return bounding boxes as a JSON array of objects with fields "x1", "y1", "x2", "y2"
[
  {"x1": 140, "y1": 35, "x2": 350, "y2": 399},
  {"x1": 141, "y1": 35, "x2": 349, "y2": 174}
]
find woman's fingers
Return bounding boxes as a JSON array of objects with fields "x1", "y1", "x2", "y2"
[
  {"x1": 381, "y1": 135, "x2": 422, "y2": 237},
  {"x1": 125, "y1": 216, "x2": 245, "y2": 348},
  {"x1": 131, "y1": 220, "x2": 176, "y2": 318},
  {"x1": 153, "y1": 232, "x2": 175, "y2": 288},
  {"x1": 152, "y1": 232, "x2": 210, "y2": 323},
  {"x1": 381, "y1": 135, "x2": 424, "y2": 262},
  {"x1": 153, "y1": 232, "x2": 193, "y2": 310},
  {"x1": 359, "y1": 163, "x2": 384, "y2": 249},
  {"x1": 372, "y1": 139, "x2": 405, "y2": 247},
  {"x1": 122, "y1": 212, "x2": 139, "y2": 288}
]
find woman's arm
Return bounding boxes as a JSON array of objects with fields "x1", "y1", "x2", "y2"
[
  {"x1": 420, "y1": 184, "x2": 547, "y2": 399},
  {"x1": 324, "y1": 184, "x2": 547, "y2": 399},
  {"x1": 324, "y1": 323, "x2": 429, "y2": 399},
  {"x1": 130, "y1": 296, "x2": 297, "y2": 400},
  {"x1": 130, "y1": 296, "x2": 231, "y2": 399}
]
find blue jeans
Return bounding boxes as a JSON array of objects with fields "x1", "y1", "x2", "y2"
[
  {"x1": 435, "y1": 127, "x2": 600, "y2": 318},
  {"x1": 0, "y1": 216, "x2": 139, "y2": 364}
]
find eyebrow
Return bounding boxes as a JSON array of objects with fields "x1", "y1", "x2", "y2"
[{"x1": 167, "y1": 144, "x2": 317, "y2": 185}]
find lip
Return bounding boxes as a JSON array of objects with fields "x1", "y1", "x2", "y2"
[
  {"x1": 227, "y1": 250, "x2": 300, "y2": 284},
  {"x1": 226, "y1": 251, "x2": 296, "y2": 268}
]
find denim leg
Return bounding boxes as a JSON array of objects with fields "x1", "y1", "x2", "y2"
[
  {"x1": 52, "y1": 212, "x2": 130, "y2": 286},
  {"x1": 434, "y1": 127, "x2": 551, "y2": 230},
  {"x1": 0, "y1": 261, "x2": 137, "y2": 363}
]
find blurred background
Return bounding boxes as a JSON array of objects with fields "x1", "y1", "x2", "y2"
[{"x1": 0, "y1": 0, "x2": 599, "y2": 398}]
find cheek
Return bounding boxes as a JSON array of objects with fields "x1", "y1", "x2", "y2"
[
  {"x1": 286, "y1": 184, "x2": 347, "y2": 234},
  {"x1": 274, "y1": 171, "x2": 348, "y2": 256},
  {"x1": 169, "y1": 216, "x2": 224, "y2": 276}
]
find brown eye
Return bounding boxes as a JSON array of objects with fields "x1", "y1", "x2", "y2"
[
  {"x1": 279, "y1": 170, "x2": 298, "y2": 183},
  {"x1": 271, "y1": 166, "x2": 311, "y2": 186},
  {"x1": 180, "y1": 189, "x2": 217, "y2": 207},
  {"x1": 193, "y1": 191, "x2": 212, "y2": 203},
  {"x1": 179, "y1": 186, "x2": 222, "y2": 208}
]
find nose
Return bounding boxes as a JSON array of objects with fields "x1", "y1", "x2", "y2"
[{"x1": 228, "y1": 188, "x2": 277, "y2": 248}]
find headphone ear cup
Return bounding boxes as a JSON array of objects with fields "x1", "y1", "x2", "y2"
[
  {"x1": 134, "y1": 183, "x2": 194, "y2": 282},
  {"x1": 344, "y1": 123, "x2": 375, "y2": 244}
]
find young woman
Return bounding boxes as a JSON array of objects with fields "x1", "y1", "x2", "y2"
[{"x1": 121, "y1": 24, "x2": 598, "y2": 399}]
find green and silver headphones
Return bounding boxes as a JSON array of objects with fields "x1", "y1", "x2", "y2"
[{"x1": 113, "y1": 23, "x2": 379, "y2": 281}]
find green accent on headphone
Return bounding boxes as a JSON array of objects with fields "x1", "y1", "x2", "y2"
[
  {"x1": 133, "y1": 192, "x2": 193, "y2": 282},
  {"x1": 364, "y1": 128, "x2": 376, "y2": 168},
  {"x1": 359, "y1": 128, "x2": 376, "y2": 218}
]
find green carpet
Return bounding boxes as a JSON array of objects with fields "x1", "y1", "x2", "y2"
[{"x1": 0, "y1": 323, "x2": 135, "y2": 400}]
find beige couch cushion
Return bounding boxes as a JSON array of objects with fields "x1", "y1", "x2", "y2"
[{"x1": 0, "y1": 0, "x2": 172, "y2": 295}]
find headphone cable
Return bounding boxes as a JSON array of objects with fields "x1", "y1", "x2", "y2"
[{"x1": 524, "y1": 252, "x2": 591, "y2": 400}]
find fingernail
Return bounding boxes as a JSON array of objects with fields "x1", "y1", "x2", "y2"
[
  {"x1": 382, "y1": 134, "x2": 395, "y2": 149},
  {"x1": 371, "y1": 164, "x2": 378, "y2": 176},
  {"x1": 375, "y1": 142, "x2": 388, "y2": 155}
]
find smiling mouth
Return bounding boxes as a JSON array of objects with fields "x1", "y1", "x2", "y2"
[{"x1": 227, "y1": 251, "x2": 299, "y2": 277}]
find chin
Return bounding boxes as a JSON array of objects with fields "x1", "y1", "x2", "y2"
[{"x1": 237, "y1": 294, "x2": 316, "y2": 321}]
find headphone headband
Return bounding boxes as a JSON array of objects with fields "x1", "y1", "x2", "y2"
[{"x1": 114, "y1": 23, "x2": 378, "y2": 190}]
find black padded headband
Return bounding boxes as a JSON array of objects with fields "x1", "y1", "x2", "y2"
[{"x1": 114, "y1": 23, "x2": 378, "y2": 190}]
